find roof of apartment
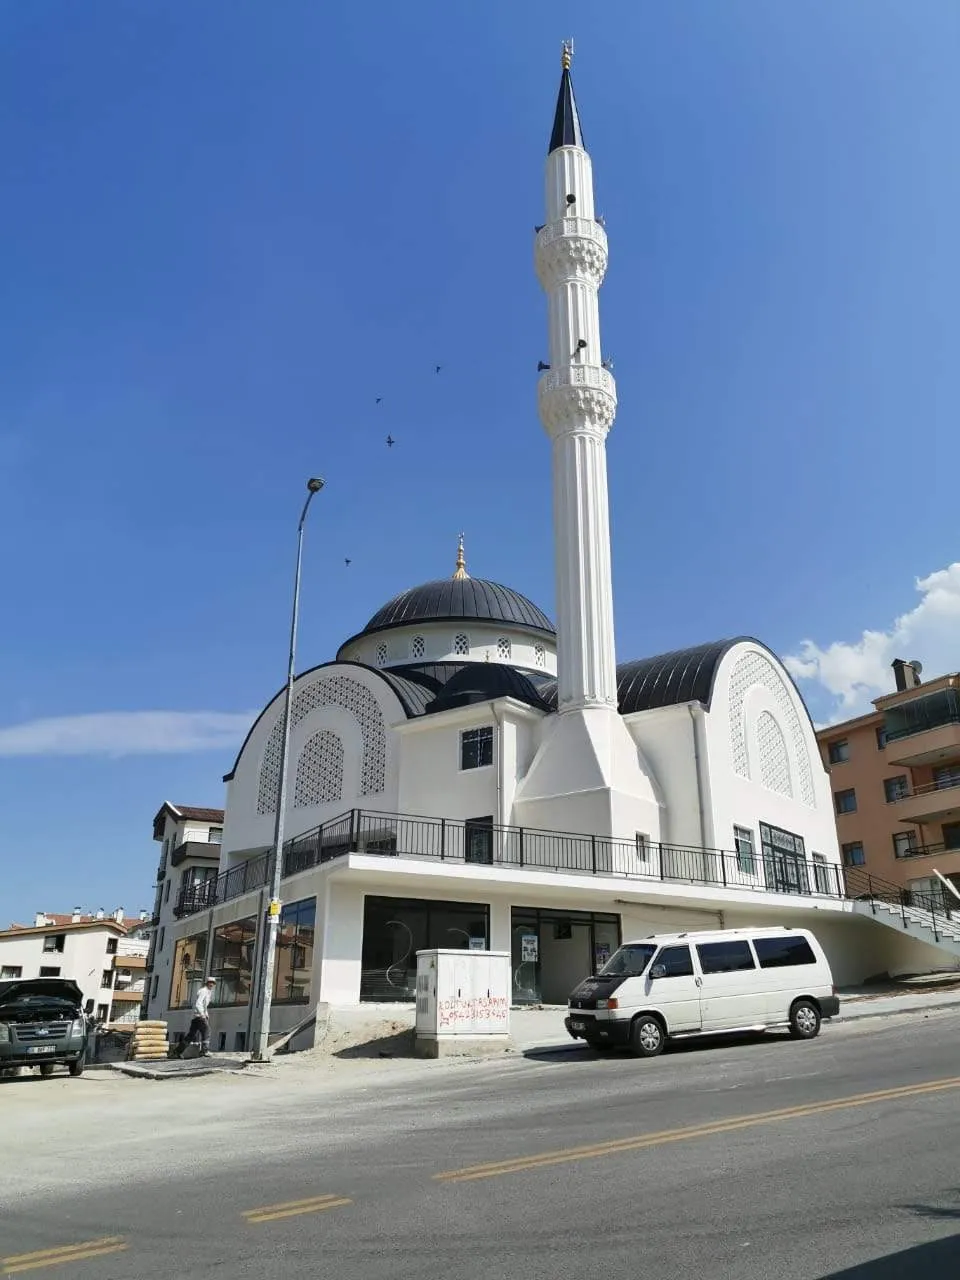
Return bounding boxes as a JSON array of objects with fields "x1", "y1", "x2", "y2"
[
  {"x1": 814, "y1": 708, "x2": 883, "y2": 738},
  {"x1": 162, "y1": 803, "x2": 224, "y2": 823},
  {"x1": 3, "y1": 916, "x2": 130, "y2": 938}
]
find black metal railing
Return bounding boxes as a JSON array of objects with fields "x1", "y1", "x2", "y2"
[
  {"x1": 893, "y1": 840, "x2": 960, "y2": 862},
  {"x1": 172, "y1": 807, "x2": 852, "y2": 920},
  {"x1": 843, "y1": 866, "x2": 960, "y2": 943}
]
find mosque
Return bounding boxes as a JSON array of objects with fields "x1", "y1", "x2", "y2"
[{"x1": 151, "y1": 50, "x2": 952, "y2": 1045}]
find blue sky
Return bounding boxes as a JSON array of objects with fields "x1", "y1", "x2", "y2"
[{"x1": 1, "y1": 2, "x2": 956, "y2": 924}]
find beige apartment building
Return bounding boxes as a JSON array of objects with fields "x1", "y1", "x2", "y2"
[{"x1": 817, "y1": 659, "x2": 960, "y2": 903}]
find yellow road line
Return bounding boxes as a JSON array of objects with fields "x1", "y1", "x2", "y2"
[
  {"x1": 436, "y1": 1074, "x2": 960, "y2": 1183},
  {"x1": 2, "y1": 1238, "x2": 127, "y2": 1275},
  {"x1": 243, "y1": 1195, "x2": 352, "y2": 1224}
]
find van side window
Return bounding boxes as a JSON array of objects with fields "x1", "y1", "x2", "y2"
[
  {"x1": 696, "y1": 940, "x2": 755, "y2": 974},
  {"x1": 753, "y1": 936, "x2": 816, "y2": 969},
  {"x1": 654, "y1": 945, "x2": 694, "y2": 977}
]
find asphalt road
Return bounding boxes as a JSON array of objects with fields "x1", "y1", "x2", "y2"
[{"x1": 2, "y1": 1010, "x2": 960, "y2": 1278}]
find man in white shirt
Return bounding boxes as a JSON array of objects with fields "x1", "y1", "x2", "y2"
[{"x1": 176, "y1": 977, "x2": 216, "y2": 1058}]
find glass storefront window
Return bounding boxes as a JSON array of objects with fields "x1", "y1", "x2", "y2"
[
  {"x1": 510, "y1": 908, "x2": 621, "y2": 1005},
  {"x1": 274, "y1": 898, "x2": 316, "y2": 1004},
  {"x1": 169, "y1": 932, "x2": 208, "y2": 1009},
  {"x1": 209, "y1": 916, "x2": 257, "y2": 1006},
  {"x1": 360, "y1": 896, "x2": 490, "y2": 1002}
]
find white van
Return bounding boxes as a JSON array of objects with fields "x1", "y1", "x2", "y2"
[{"x1": 565, "y1": 926, "x2": 839, "y2": 1057}]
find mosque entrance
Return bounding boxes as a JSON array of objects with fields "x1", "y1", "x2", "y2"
[{"x1": 510, "y1": 907, "x2": 620, "y2": 1005}]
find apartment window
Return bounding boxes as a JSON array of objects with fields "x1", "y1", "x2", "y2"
[
  {"x1": 96, "y1": 1004, "x2": 108, "y2": 1022},
  {"x1": 106, "y1": 937, "x2": 118, "y2": 955},
  {"x1": 884, "y1": 776, "x2": 909, "y2": 803},
  {"x1": 0, "y1": 966, "x2": 22, "y2": 979},
  {"x1": 635, "y1": 833, "x2": 651, "y2": 862},
  {"x1": 101, "y1": 970, "x2": 113, "y2": 988},
  {"x1": 842, "y1": 841, "x2": 865, "y2": 867},
  {"x1": 893, "y1": 832, "x2": 918, "y2": 859},
  {"x1": 42, "y1": 934, "x2": 65, "y2": 953},
  {"x1": 151, "y1": 975, "x2": 159, "y2": 999},
  {"x1": 696, "y1": 940, "x2": 755, "y2": 974},
  {"x1": 39, "y1": 966, "x2": 61, "y2": 977},
  {"x1": 208, "y1": 827, "x2": 223, "y2": 843},
  {"x1": 734, "y1": 826, "x2": 756, "y2": 875},
  {"x1": 943, "y1": 822, "x2": 960, "y2": 851},
  {"x1": 164, "y1": 880, "x2": 171, "y2": 903},
  {"x1": 460, "y1": 726, "x2": 493, "y2": 770},
  {"x1": 812, "y1": 853, "x2": 834, "y2": 895},
  {"x1": 158, "y1": 926, "x2": 165, "y2": 952},
  {"x1": 835, "y1": 788, "x2": 857, "y2": 815},
  {"x1": 828, "y1": 739, "x2": 850, "y2": 764}
]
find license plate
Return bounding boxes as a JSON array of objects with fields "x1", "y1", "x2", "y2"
[
  {"x1": 571, "y1": 1021, "x2": 586, "y2": 1031},
  {"x1": 26, "y1": 1045, "x2": 56, "y2": 1055}
]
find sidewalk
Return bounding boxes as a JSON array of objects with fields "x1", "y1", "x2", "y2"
[{"x1": 509, "y1": 985, "x2": 960, "y2": 1054}]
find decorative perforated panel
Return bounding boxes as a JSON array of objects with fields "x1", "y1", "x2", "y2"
[
  {"x1": 257, "y1": 675, "x2": 387, "y2": 814},
  {"x1": 411, "y1": 635, "x2": 425, "y2": 659},
  {"x1": 293, "y1": 729, "x2": 344, "y2": 808},
  {"x1": 453, "y1": 633, "x2": 469, "y2": 656},
  {"x1": 755, "y1": 711, "x2": 792, "y2": 798},
  {"x1": 728, "y1": 651, "x2": 815, "y2": 807},
  {"x1": 497, "y1": 637, "x2": 512, "y2": 660},
  {"x1": 534, "y1": 643, "x2": 546, "y2": 668},
  {"x1": 375, "y1": 643, "x2": 387, "y2": 667}
]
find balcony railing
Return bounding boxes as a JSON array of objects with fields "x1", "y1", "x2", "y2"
[
  {"x1": 844, "y1": 866, "x2": 960, "y2": 943},
  {"x1": 893, "y1": 840, "x2": 960, "y2": 861},
  {"x1": 173, "y1": 808, "x2": 848, "y2": 920},
  {"x1": 889, "y1": 776, "x2": 960, "y2": 802}
]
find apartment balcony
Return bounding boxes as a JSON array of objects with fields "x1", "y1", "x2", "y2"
[
  {"x1": 109, "y1": 988, "x2": 145, "y2": 1004},
  {"x1": 883, "y1": 689, "x2": 960, "y2": 765},
  {"x1": 113, "y1": 953, "x2": 147, "y2": 971},
  {"x1": 894, "y1": 840, "x2": 960, "y2": 867},
  {"x1": 170, "y1": 839, "x2": 222, "y2": 869},
  {"x1": 890, "y1": 776, "x2": 960, "y2": 824}
]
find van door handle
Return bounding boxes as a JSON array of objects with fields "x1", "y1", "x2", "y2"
[{"x1": 695, "y1": 977, "x2": 702, "y2": 987}]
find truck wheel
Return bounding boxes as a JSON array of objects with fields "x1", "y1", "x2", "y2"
[
  {"x1": 39, "y1": 1064, "x2": 55, "y2": 1078},
  {"x1": 789, "y1": 999, "x2": 821, "y2": 1040},
  {"x1": 630, "y1": 1015, "x2": 665, "y2": 1058},
  {"x1": 69, "y1": 1055, "x2": 86, "y2": 1077}
]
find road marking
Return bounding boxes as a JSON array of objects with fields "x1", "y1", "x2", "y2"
[
  {"x1": 242, "y1": 1194, "x2": 352, "y2": 1224},
  {"x1": 435, "y1": 1074, "x2": 960, "y2": 1183},
  {"x1": 2, "y1": 1237, "x2": 127, "y2": 1275}
]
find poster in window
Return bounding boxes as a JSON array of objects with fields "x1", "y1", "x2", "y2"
[{"x1": 521, "y1": 933, "x2": 539, "y2": 963}]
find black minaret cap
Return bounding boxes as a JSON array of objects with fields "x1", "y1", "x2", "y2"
[{"x1": 548, "y1": 42, "x2": 585, "y2": 154}]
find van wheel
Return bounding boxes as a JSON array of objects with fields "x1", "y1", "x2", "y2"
[
  {"x1": 39, "y1": 1064, "x2": 55, "y2": 1078},
  {"x1": 630, "y1": 1015, "x2": 665, "y2": 1058},
  {"x1": 789, "y1": 999, "x2": 821, "y2": 1040}
]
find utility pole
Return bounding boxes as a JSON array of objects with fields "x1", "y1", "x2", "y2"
[{"x1": 251, "y1": 477, "x2": 324, "y2": 1061}]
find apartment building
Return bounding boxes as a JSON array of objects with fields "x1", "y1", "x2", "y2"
[
  {"x1": 0, "y1": 910, "x2": 150, "y2": 1023},
  {"x1": 817, "y1": 659, "x2": 960, "y2": 902},
  {"x1": 142, "y1": 802, "x2": 224, "y2": 1020}
]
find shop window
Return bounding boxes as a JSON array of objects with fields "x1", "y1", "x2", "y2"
[
  {"x1": 209, "y1": 916, "x2": 258, "y2": 1006},
  {"x1": 169, "y1": 932, "x2": 208, "y2": 1009},
  {"x1": 274, "y1": 898, "x2": 316, "y2": 1004},
  {"x1": 360, "y1": 896, "x2": 490, "y2": 1002}
]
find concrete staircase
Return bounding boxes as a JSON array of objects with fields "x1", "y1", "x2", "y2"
[{"x1": 846, "y1": 867, "x2": 960, "y2": 961}]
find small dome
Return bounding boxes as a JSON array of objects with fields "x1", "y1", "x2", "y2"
[{"x1": 358, "y1": 578, "x2": 555, "y2": 640}]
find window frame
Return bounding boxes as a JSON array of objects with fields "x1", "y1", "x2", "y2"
[
  {"x1": 892, "y1": 832, "x2": 918, "y2": 859},
  {"x1": 884, "y1": 775, "x2": 908, "y2": 803},
  {"x1": 460, "y1": 725, "x2": 494, "y2": 772},
  {"x1": 695, "y1": 940, "x2": 757, "y2": 975},
  {"x1": 652, "y1": 944, "x2": 694, "y2": 978},
  {"x1": 753, "y1": 935, "x2": 817, "y2": 969},
  {"x1": 733, "y1": 825, "x2": 756, "y2": 876},
  {"x1": 828, "y1": 739, "x2": 851, "y2": 765},
  {"x1": 842, "y1": 841, "x2": 866, "y2": 867},
  {"x1": 834, "y1": 788, "x2": 857, "y2": 815}
]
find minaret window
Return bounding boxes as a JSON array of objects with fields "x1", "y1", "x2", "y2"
[
  {"x1": 454, "y1": 633, "x2": 469, "y2": 656},
  {"x1": 411, "y1": 635, "x2": 425, "y2": 660},
  {"x1": 375, "y1": 643, "x2": 388, "y2": 667},
  {"x1": 535, "y1": 644, "x2": 546, "y2": 668},
  {"x1": 497, "y1": 637, "x2": 512, "y2": 661}
]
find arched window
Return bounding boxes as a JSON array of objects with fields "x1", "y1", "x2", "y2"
[
  {"x1": 497, "y1": 637, "x2": 512, "y2": 661},
  {"x1": 453, "y1": 633, "x2": 469, "y2": 656},
  {"x1": 375, "y1": 642, "x2": 388, "y2": 667},
  {"x1": 534, "y1": 643, "x2": 546, "y2": 668},
  {"x1": 411, "y1": 635, "x2": 425, "y2": 660}
]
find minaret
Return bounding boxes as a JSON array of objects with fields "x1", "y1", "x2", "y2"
[{"x1": 514, "y1": 44, "x2": 660, "y2": 843}]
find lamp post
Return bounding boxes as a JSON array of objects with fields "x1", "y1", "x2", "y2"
[{"x1": 251, "y1": 476, "x2": 324, "y2": 1061}]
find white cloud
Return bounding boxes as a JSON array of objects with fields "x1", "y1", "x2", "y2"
[
  {"x1": 785, "y1": 562, "x2": 960, "y2": 721},
  {"x1": 0, "y1": 710, "x2": 256, "y2": 758}
]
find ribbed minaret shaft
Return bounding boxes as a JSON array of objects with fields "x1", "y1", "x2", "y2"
[{"x1": 535, "y1": 46, "x2": 618, "y2": 712}]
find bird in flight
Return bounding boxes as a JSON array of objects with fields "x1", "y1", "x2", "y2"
[
  {"x1": 435, "y1": 364, "x2": 442, "y2": 374},
  {"x1": 375, "y1": 397, "x2": 382, "y2": 404},
  {"x1": 345, "y1": 558, "x2": 352, "y2": 566},
  {"x1": 386, "y1": 435, "x2": 395, "y2": 447}
]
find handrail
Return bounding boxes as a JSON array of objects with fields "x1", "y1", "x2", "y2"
[{"x1": 843, "y1": 865, "x2": 959, "y2": 943}]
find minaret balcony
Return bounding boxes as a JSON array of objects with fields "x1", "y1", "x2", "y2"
[
  {"x1": 538, "y1": 364, "x2": 617, "y2": 435},
  {"x1": 535, "y1": 218, "x2": 609, "y2": 288}
]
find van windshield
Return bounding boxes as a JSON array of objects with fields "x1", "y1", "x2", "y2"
[{"x1": 597, "y1": 944, "x2": 657, "y2": 978}]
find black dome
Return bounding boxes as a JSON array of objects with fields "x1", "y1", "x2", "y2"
[{"x1": 356, "y1": 578, "x2": 555, "y2": 639}]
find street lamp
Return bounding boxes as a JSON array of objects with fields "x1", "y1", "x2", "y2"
[{"x1": 251, "y1": 476, "x2": 324, "y2": 1061}]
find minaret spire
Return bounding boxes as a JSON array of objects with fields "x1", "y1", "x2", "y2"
[
  {"x1": 515, "y1": 47, "x2": 659, "y2": 846},
  {"x1": 452, "y1": 532, "x2": 468, "y2": 580}
]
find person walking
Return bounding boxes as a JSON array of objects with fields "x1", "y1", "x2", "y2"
[{"x1": 177, "y1": 977, "x2": 216, "y2": 1058}]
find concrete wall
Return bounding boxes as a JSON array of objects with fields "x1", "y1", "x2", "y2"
[{"x1": 625, "y1": 705, "x2": 701, "y2": 848}]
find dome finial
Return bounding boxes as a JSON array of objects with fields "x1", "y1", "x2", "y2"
[
  {"x1": 561, "y1": 39, "x2": 573, "y2": 71},
  {"x1": 453, "y1": 532, "x2": 469, "y2": 580}
]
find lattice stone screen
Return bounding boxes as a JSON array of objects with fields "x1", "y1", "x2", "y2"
[
  {"x1": 728, "y1": 651, "x2": 815, "y2": 806},
  {"x1": 293, "y1": 728, "x2": 345, "y2": 808}
]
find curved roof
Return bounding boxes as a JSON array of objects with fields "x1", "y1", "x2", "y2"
[
  {"x1": 538, "y1": 639, "x2": 749, "y2": 715},
  {"x1": 350, "y1": 578, "x2": 555, "y2": 642},
  {"x1": 424, "y1": 663, "x2": 554, "y2": 715}
]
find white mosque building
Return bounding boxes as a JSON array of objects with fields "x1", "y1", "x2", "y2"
[{"x1": 150, "y1": 51, "x2": 957, "y2": 1046}]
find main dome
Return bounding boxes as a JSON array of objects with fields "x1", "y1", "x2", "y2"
[{"x1": 359, "y1": 577, "x2": 555, "y2": 639}]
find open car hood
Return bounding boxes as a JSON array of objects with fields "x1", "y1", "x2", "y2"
[{"x1": 0, "y1": 978, "x2": 84, "y2": 1008}]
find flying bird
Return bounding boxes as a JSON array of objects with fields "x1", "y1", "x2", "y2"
[
  {"x1": 434, "y1": 365, "x2": 442, "y2": 374},
  {"x1": 345, "y1": 558, "x2": 352, "y2": 566},
  {"x1": 375, "y1": 397, "x2": 382, "y2": 405},
  {"x1": 386, "y1": 435, "x2": 395, "y2": 447}
]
